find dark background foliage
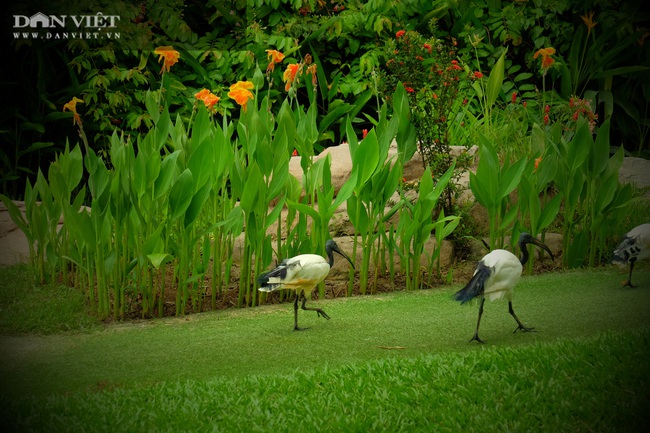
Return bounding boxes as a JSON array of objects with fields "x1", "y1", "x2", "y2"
[{"x1": 2, "y1": 0, "x2": 648, "y2": 200}]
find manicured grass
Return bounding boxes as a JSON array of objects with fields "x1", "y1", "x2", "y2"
[
  {"x1": 0, "y1": 264, "x2": 101, "y2": 335},
  {"x1": 1, "y1": 330, "x2": 648, "y2": 432},
  {"x1": 0, "y1": 265, "x2": 649, "y2": 431}
]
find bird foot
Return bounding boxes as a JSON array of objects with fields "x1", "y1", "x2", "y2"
[
  {"x1": 469, "y1": 334, "x2": 485, "y2": 344},
  {"x1": 315, "y1": 309, "x2": 331, "y2": 320},
  {"x1": 294, "y1": 326, "x2": 310, "y2": 331},
  {"x1": 513, "y1": 325, "x2": 535, "y2": 333},
  {"x1": 621, "y1": 280, "x2": 636, "y2": 288}
]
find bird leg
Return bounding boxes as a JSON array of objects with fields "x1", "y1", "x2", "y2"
[
  {"x1": 293, "y1": 293, "x2": 307, "y2": 331},
  {"x1": 623, "y1": 260, "x2": 636, "y2": 288},
  {"x1": 301, "y1": 297, "x2": 331, "y2": 320},
  {"x1": 509, "y1": 301, "x2": 534, "y2": 333},
  {"x1": 469, "y1": 299, "x2": 486, "y2": 344}
]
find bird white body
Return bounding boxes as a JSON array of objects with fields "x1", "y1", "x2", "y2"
[
  {"x1": 258, "y1": 239, "x2": 354, "y2": 331},
  {"x1": 258, "y1": 254, "x2": 330, "y2": 299},
  {"x1": 453, "y1": 232, "x2": 554, "y2": 343},
  {"x1": 612, "y1": 223, "x2": 650, "y2": 266},
  {"x1": 477, "y1": 249, "x2": 522, "y2": 302}
]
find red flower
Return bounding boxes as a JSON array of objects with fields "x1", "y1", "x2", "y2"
[
  {"x1": 396, "y1": 30, "x2": 406, "y2": 38},
  {"x1": 292, "y1": 149, "x2": 299, "y2": 157},
  {"x1": 423, "y1": 43, "x2": 432, "y2": 53},
  {"x1": 362, "y1": 129, "x2": 368, "y2": 139},
  {"x1": 543, "y1": 114, "x2": 550, "y2": 125},
  {"x1": 511, "y1": 91, "x2": 517, "y2": 104},
  {"x1": 544, "y1": 104, "x2": 550, "y2": 114},
  {"x1": 473, "y1": 71, "x2": 484, "y2": 79},
  {"x1": 404, "y1": 86, "x2": 415, "y2": 93}
]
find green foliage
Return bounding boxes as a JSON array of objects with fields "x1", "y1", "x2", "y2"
[
  {"x1": 379, "y1": 29, "x2": 474, "y2": 215},
  {"x1": 546, "y1": 118, "x2": 636, "y2": 268},
  {"x1": 469, "y1": 134, "x2": 527, "y2": 249}
]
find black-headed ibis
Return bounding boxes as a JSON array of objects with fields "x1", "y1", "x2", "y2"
[
  {"x1": 612, "y1": 223, "x2": 650, "y2": 287},
  {"x1": 453, "y1": 232, "x2": 554, "y2": 343},
  {"x1": 258, "y1": 239, "x2": 354, "y2": 330}
]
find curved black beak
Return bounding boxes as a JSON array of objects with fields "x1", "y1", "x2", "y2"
[
  {"x1": 332, "y1": 244, "x2": 355, "y2": 269},
  {"x1": 526, "y1": 236, "x2": 554, "y2": 261}
]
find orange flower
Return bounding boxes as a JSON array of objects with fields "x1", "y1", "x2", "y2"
[
  {"x1": 306, "y1": 63, "x2": 318, "y2": 87},
  {"x1": 283, "y1": 63, "x2": 301, "y2": 91},
  {"x1": 228, "y1": 81, "x2": 255, "y2": 111},
  {"x1": 154, "y1": 46, "x2": 180, "y2": 74},
  {"x1": 581, "y1": 11, "x2": 598, "y2": 35},
  {"x1": 194, "y1": 88, "x2": 220, "y2": 110},
  {"x1": 62, "y1": 97, "x2": 84, "y2": 126},
  {"x1": 230, "y1": 81, "x2": 255, "y2": 92},
  {"x1": 266, "y1": 49, "x2": 285, "y2": 73},
  {"x1": 533, "y1": 47, "x2": 556, "y2": 71},
  {"x1": 534, "y1": 156, "x2": 542, "y2": 173}
]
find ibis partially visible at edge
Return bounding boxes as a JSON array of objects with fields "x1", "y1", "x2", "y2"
[
  {"x1": 453, "y1": 232, "x2": 554, "y2": 343},
  {"x1": 258, "y1": 239, "x2": 355, "y2": 330},
  {"x1": 612, "y1": 223, "x2": 650, "y2": 287}
]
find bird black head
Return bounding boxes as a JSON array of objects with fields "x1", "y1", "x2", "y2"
[
  {"x1": 325, "y1": 239, "x2": 355, "y2": 269},
  {"x1": 518, "y1": 232, "x2": 554, "y2": 264}
]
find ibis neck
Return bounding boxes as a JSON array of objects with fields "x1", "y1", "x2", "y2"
[
  {"x1": 327, "y1": 251, "x2": 334, "y2": 268},
  {"x1": 519, "y1": 242, "x2": 530, "y2": 266}
]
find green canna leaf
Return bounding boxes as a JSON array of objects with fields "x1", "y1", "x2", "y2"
[
  {"x1": 591, "y1": 119, "x2": 610, "y2": 176},
  {"x1": 147, "y1": 253, "x2": 174, "y2": 270},
  {"x1": 595, "y1": 172, "x2": 618, "y2": 213},
  {"x1": 154, "y1": 151, "x2": 181, "y2": 201},
  {"x1": 287, "y1": 199, "x2": 320, "y2": 222},
  {"x1": 486, "y1": 50, "x2": 506, "y2": 109},
  {"x1": 168, "y1": 169, "x2": 194, "y2": 222},
  {"x1": 184, "y1": 181, "x2": 211, "y2": 229},
  {"x1": 239, "y1": 163, "x2": 263, "y2": 214},
  {"x1": 188, "y1": 139, "x2": 215, "y2": 192},
  {"x1": 538, "y1": 193, "x2": 562, "y2": 231},
  {"x1": 353, "y1": 129, "x2": 380, "y2": 189},
  {"x1": 496, "y1": 157, "x2": 526, "y2": 201},
  {"x1": 266, "y1": 196, "x2": 286, "y2": 229},
  {"x1": 567, "y1": 120, "x2": 592, "y2": 173},
  {"x1": 333, "y1": 170, "x2": 358, "y2": 209}
]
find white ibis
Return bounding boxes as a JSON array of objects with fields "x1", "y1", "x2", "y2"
[
  {"x1": 612, "y1": 223, "x2": 650, "y2": 287},
  {"x1": 453, "y1": 232, "x2": 554, "y2": 343},
  {"x1": 258, "y1": 239, "x2": 354, "y2": 330}
]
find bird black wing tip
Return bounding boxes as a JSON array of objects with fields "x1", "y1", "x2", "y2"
[{"x1": 453, "y1": 263, "x2": 491, "y2": 304}]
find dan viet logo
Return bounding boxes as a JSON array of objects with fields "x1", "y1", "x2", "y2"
[{"x1": 13, "y1": 11, "x2": 121, "y2": 40}]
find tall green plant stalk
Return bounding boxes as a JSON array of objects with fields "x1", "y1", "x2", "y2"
[
  {"x1": 469, "y1": 134, "x2": 526, "y2": 250},
  {"x1": 549, "y1": 118, "x2": 635, "y2": 268}
]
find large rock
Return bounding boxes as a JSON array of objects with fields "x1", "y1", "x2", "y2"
[
  {"x1": 289, "y1": 141, "x2": 477, "y2": 196},
  {"x1": 0, "y1": 201, "x2": 31, "y2": 266},
  {"x1": 619, "y1": 157, "x2": 650, "y2": 197}
]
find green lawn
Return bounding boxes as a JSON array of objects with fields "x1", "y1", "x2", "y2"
[{"x1": 0, "y1": 265, "x2": 649, "y2": 432}]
